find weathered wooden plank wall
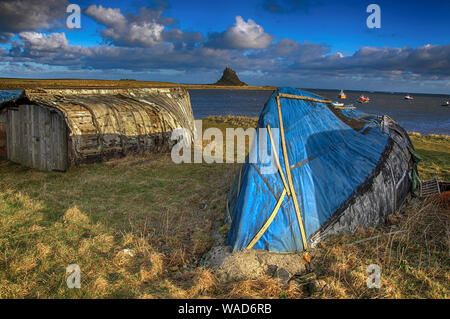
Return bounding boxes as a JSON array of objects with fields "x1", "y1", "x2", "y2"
[
  {"x1": 0, "y1": 123, "x2": 6, "y2": 158},
  {"x1": 51, "y1": 109, "x2": 68, "y2": 171},
  {"x1": 6, "y1": 104, "x2": 68, "y2": 171},
  {"x1": 0, "y1": 111, "x2": 5, "y2": 159},
  {"x1": 7, "y1": 108, "x2": 18, "y2": 163}
]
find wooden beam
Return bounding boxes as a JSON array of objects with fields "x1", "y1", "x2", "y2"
[
  {"x1": 334, "y1": 106, "x2": 356, "y2": 110},
  {"x1": 278, "y1": 93, "x2": 331, "y2": 104},
  {"x1": 267, "y1": 124, "x2": 290, "y2": 197}
]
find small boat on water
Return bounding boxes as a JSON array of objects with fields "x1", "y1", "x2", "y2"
[
  {"x1": 338, "y1": 89, "x2": 347, "y2": 99},
  {"x1": 441, "y1": 101, "x2": 449, "y2": 107},
  {"x1": 332, "y1": 101, "x2": 345, "y2": 107},
  {"x1": 404, "y1": 94, "x2": 414, "y2": 101},
  {"x1": 358, "y1": 95, "x2": 370, "y2": 103}
]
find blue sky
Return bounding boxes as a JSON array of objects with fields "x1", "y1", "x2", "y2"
[{"x1": 0, "y1": 0, "x2": 449, "y2": 93}]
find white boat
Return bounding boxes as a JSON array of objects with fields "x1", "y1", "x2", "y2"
[
  {"x1": 441, "y1": 101, "x2": 449, "y2": 107},
  {"x1": 332, "y1": 101, "x2": 345, "y2": 107},
  {"x1": 404, "y1": 94, "x2": 414, "y2": 100}
]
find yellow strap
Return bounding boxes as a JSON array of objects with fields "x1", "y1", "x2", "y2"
[
  {"x1": 267, "y1": 124, "x2": 291, "y2": 197},
  {"x1": 276, "y1": 95, "x2": 308, "y2": 250},
  {"x1": 246, "y1": 188, "x2": 287, "y2": 249},
  {"x1": 278, "y1": 93, "x2": 331, "y2": 104}
]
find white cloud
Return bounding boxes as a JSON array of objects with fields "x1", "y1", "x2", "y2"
[
  {"x1": 85, "y1": 5, "x2": 167, "y2": 48},
  {"x1": 19, "y1": 32, "x2": 69, "y2": 51},
  {"x1": 206, "y1": 16, "x2": 273, "y2": 50},
  {"x1": 224, "y1": 16, "x2": 273, "y2": 49},
  {"x1": 128, "y1": 22, "x2": 165, "y2": 46},
  {"x1": 85, "y1": 5, "x2": 127, "y2": 29}
]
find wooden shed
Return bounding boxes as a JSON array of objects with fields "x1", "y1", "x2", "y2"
[{"x1": 0, "y1": 88, "x2": 195, "y2": 171}]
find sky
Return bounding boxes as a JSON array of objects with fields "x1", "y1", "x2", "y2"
[{"x1": 0, "y1": 0, "x2": 449, "y2": 93}]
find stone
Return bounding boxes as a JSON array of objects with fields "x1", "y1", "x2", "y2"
[
  {"x1": 117, "y1": 248, "x2": 135, "y2": 257},
  {"x1": 274, "y1": 267, "x2": 291, "y2": 284}
]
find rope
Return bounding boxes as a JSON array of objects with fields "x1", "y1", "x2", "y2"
[
  {"x1": 237, "y1": 164, "x2": 242, "y2": 198},
  {"x1": 226, "y1": 199, "x2": 232, "y2": 225},
  {"x1": 345, "y1": 230, "x2": 406, "y2": 246},
  {"x1": 386, "y1": 160, "x2": 397, "y2": 211}
]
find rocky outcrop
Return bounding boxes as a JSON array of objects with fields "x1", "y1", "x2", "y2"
[{"x1": 214, "y1": 67, "x2": 247, "y2": 86}]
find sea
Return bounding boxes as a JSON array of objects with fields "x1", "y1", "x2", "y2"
[
  {"x1": 1, "y1": 89, "x2": 448, "y2": 135},
  {"x1": 189, "y1": 89, "x2": 450, "y2": 136}
]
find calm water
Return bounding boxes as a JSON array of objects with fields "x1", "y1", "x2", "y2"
[{"x1": 189, "y1": 89, "x2": 450, "y2": 135}]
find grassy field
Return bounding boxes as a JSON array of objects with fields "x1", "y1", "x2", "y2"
[
  {"x1": 409, "y1": 133, "x2": 450, "y2": 181},
  {"x1": 0, "y1": 78, "x2": 275, "y2": 91},
  {"x1": 0, "y1": 116, "x2": 448, "y2": 299}
]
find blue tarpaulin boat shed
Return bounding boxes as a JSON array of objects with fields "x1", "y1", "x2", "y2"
[{"x1": 227, "y1": 88, "x2": 417, "y2": 252}]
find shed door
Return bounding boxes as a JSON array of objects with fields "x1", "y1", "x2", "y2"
[
  {"x1": 7, "y1": 105, "x2": 68, "y2": 171},
  {"x1": 0, "y1": 122, "x2": 6, "y2": 158}
]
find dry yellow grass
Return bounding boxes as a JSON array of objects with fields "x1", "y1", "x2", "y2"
[
  {"x1": 62, "y1": 206, "x2": 90, "y2": 224},
  {"x1": 311, "y1": 196, "x2": 449, "y2": 299}
]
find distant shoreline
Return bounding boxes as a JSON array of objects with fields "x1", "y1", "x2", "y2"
[
  {"x1": 1, "y1": 78, "x2": 448, "y2": 96},
  {"x1": 0, "y1": 78, "x2": 275, "y2": 91}
]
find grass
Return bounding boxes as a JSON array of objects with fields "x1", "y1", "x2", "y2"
[
  {"x1": 409, "y1": 133, "x2": 450, "y2": 181},
  {"x1": 0, "y1": 116, "x2": 448, "y2": 298},
  {"x1": 0, "y1": 156, "x2": 235, "y2": 298},
  {"x1": 309, "y1": 196, "x2": 449, "y2": 298}
]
